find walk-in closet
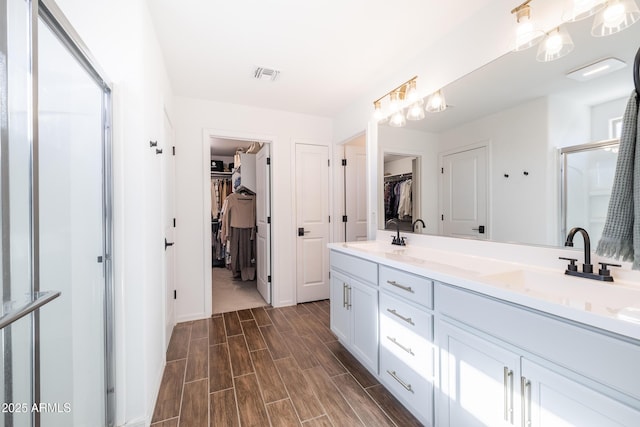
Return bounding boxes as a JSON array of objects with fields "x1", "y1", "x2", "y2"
[
  {"x1": 383, "y1": 154, "x2": 417, "y2": 232},
  {"x1": 210, "y1": 137, "x2": 272, "y2": 314}
]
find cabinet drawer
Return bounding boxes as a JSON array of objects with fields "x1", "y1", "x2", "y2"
[
  {"x1": 380, "y1": 315, "x2": 434, "y2": 379},
  {"x1": 380, "y1": 346, "x2": 433, "y2": 425},
  {"x1": 330, "y1": 250, "x2": 377, "y2": 286},
  {"x1": 380, "y1": 292, "x2": 433, "y2": 341},
  {"x1": 380, "y1": 265, "x2": 433, "y2": 308}
]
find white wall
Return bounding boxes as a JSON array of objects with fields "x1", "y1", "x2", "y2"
[
  {"x1": 438, "y1": 98, "x2": 549, "y2": 245},
  {"x1": 173, "y1": 96, "x2": 332, "y2": 318},
  {"x1": 591, "y1": 96, "x2": 627, "y2": 141},
  {"x1": 54, "y1": 0, "x2": 173, "y2": 425}
]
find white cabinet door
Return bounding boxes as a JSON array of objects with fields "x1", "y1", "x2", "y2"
[
  {"x1": 438, "y1": 321, "x2": 520, "y2": 427},
  {"x1": 523, "y1": 359, "x2": 640, "y2": 427},
  {"x1": 329, "y1": 270, "x2": 350, "y2": 344},
  {"x1": 350, "y1": 278, "x2": 379, "y2": 372}
]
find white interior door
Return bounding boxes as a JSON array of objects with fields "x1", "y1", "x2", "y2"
[
  {"x1": 162, "y1": 114, "x2": 176, "y2": 347},
  {"x1": 295, "y1": 144, "x2": 330, "y2": 302},
  {"x1": 344, "y1": 144, "x2": 368, "y2": 241},
  {"x1": 256, "y1": 144, "x2": 271, "y2": 304},
  {"x1": 441, "y1": 146, "x2": 488, "y2": 239}
]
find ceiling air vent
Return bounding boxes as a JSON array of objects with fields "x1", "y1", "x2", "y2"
[{"x1": 254, "y1": 67, "x2": 280, "y2": 82}]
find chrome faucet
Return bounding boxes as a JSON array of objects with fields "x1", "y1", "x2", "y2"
[
  {"x1": 561, "y1": 227, "x2": 620, "y2": 282},
  {"x1": 386, "y1": 219, "x2": 406, "y2": 246},
  {"x1": 412, "y1": 219, "x2": 426, "y2": 231}
]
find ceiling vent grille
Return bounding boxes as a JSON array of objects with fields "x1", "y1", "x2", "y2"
[{"x1": 254, "y1": 67, "x2": 280, "y2": 82}]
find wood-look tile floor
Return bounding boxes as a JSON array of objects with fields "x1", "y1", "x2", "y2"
[{"x1": 151, "y1": 300, "x2": 423, "y2": 427}]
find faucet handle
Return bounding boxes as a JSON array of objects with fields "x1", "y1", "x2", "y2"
[
  {"x1": 598, "y1": 262, "x2": 621, "y2": 277},
  {"x1": 559, "y1": 257, "x2": 578, "y2": 272}
]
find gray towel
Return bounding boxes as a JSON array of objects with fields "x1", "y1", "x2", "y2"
[{"x1": 596, "y1": 91, "x2": 640, "y2": 268}]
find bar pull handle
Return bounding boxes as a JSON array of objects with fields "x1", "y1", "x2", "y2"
[
  {"x1": 342, "y1": 283, "x2": 347, "y2": 308},
  {"x1": 346, "y1": 286, "x2": 352, "y2": 309},
  {"x1": 386, "y1": 336, "x2": 415, "y2": 356},
  {"x1": 386, "y1": 280, "x2": 414, "y2": 293},
  {"x1": 386, "y1": 370, "x2": 414, "y2": 393},
  {"x1": 504, "y1": 367, "x2": 514, "y2": 424},
  {"x1": 521, "y1": 376, "x2": 531, "y2": 427},
  {"x1": 386, "y1": 308, "x2": 415, "y2": 326}
]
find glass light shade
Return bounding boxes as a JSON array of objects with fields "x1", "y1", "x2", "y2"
[
  {"x1": 562, "y1": 0, "x2": 607, "y2": 22},
  {"x1": 389, "y1": 110, "x2": 406, "y2": 127},
  {"x1": 406, "y1": 102, "x2": 425, "y2": 121},
  {"x1": 513, "y1": 5, "x2": 545, "y2": 51},
  {"x1": 388, "y1": 91, "x2": 400, "y2": 113},
  {"x1": 406, "y1": 80, "x2": 421, "y2": 104},
  {"x1": 425, "y1": 90, "x2": 447, "y2": 113},
  {"x1": 536, "y1": 27, "x2": 574, "y2": 62},
  {"x1": 592, "y1": 0, "x2": 640, "y2": 36},
  {"x1": 372, "y1": 101, "x2": 387, "y2": 122}
]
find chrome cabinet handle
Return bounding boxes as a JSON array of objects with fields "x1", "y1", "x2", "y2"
[
  {"x1": 386, "y1": 280, "x2": 414, "y2": 293},
  {"x1": 386, "y1": 308, "x2": 415, "y2": 325},
  {"x1": 386, "y1": 336, "x2": 415, "y2": 356},
  {"x1": 504, "y1": 367, "x2": 514, "y2": 424},
  {"x1": 342, "y1": 283, "x2": 347, "y2": 308},
  {"x1": 386, "y1": 370, "x2": 414, "y2": 393},
  {"x1": 346, "y1": 286, "x2": 352, "y2": 309},
  {"x1": 521, "y1": 377, "x2": 531, "y2": 427}
]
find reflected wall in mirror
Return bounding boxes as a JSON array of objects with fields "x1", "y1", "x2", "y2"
[{"x1": 376, "y1": 17, "x2": 640, "y2": 247}]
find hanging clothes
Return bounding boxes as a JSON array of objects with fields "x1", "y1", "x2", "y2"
[
  {"x1": 220, "y1": 192, "x2": 256, "y2": 280},
  {"x1": 384, "y1": 175, "x2": 413, "y2": 221}
]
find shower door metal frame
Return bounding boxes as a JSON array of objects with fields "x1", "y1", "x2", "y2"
[{"x1": 0, "y1": 0, "x2": 115, "y2": 426}]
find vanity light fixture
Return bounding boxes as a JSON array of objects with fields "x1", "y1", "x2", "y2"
[
  {"x1": 371, "y1": 76, "x2": 418, "y2": 125},
  {"x1": 511, "y1": 0, "x2": 545, "y2": 51},
  {"x1": 565, "y1": 57, "x2": 627, "y2": 81},
  {"x1": 592, "y1": 0, "x2": 640, "y2": 36},
  {"x1": 536, "y1": 26, "x2": 575, "y2": 62},
  {"x1": 406, "y1": 101, "x2": 425, "y2": 120},
  {"x1": 425, "y1": 89, "x2": 447, "y2": 113},
  {"x1": 562, "y1": 0, "x2": 607, "y2": 22}
]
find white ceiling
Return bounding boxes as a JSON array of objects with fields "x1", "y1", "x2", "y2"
[{"x1": 146, "y1": 0, "x2": 496, "y2": 118}]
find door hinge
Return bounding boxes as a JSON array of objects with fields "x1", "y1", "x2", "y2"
[
  {"x1": 329, "y1": 216, "x2": 331, "y2": 223},
  {"x1": 173, "y1": 218, "x2": 176, "y2": 228},
  {"x1": 441, "y1": 214, "x2": 444, "y2": 221},
  {"x1": 329, "y1": 271, "x2": 331, "y2": 279},
  {"x1": 267, "y1": 275, "x2": 271, "y2": 282},
  {"x1": 267, "y1": 216, "x2": 271, "y2": 224},
  {"x1": 266, "y1": 157, "x2": 271, "y2": 165},
  {"x1": 328, "y1": 159, "x2": 330, "y2": 167},
  {"x1": 97, "y1": 256, "x2": 103, "y2": 263},
  {"x1": 173, "y1": 290, "x2": 177, "y2": 299},
  {"x1": 342, "y1": 215, "x2": 348, "y2": 223},
  {"x1": 172, "y1": 146, "x2": 176, "y2": 156},
  {"x1": 441, "y1": 167, "x2": 444, "y2": 174},
  {"x1": 342, "y1": 159, "x2": 347, "y2": 166}
]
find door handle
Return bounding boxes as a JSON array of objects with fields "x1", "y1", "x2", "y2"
[
  {"x1": 472, "y1": 225, "x2": 485, "y2": 234},
  {"x1": 298, "y1": 227, "x2": 310, "y2": 236},
  {"x1": 164, "y1": 238, "x2": 175, "y2": 250}
]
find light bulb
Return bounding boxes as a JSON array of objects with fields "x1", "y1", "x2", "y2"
[
  {"x1": 406, "y1": 102, "x2": 425, "y2": 121},
  {"x1": 389, "y1": 110, "x2": 406, "y2": 127},
  {"x1": 426, "y1": 90, "x2": 447, "y2": 113},
  {"x1": 592, "y1": 0, "x2": 640, "y2": 36},
  {"x1": 389, "y1": 92, "x2": 400, "y2": 113},
  {"x1": 562, "y1": 0, "x2": 607, "y2": 21},
  {"x1": 536, "y1": 27, "x2": 574, "y2": 62},
  {"x1": 512, "y1": 4, "x2": 545, "y2": 51},
  {"x1": 603, "y1": 2, "x2": 626, "y2": 27},
  {"x1": 372, "y1": 101, "x2": 385, "y2": 122},
  {"x1": 406, "y1": 80, "x2": 420, "y2": 104}
]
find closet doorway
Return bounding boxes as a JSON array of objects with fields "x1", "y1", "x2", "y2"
[{"x1": 209, "y1": 136, "x2": 272, "y2": 314}]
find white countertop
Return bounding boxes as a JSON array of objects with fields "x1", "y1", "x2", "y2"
[{"x1": 329, "y1": 239, "x2": 640, "y2": 341}]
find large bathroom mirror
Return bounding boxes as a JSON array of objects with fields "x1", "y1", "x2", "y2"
[{"x1": 376, "y1": 16, "x2": 640, "y2": 247}]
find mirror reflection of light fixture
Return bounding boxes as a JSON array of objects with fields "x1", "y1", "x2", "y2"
[
  {"x1": 511, "y1": 1, "x2": 545, "y2": 51},
  {"x1": 389, "y1": 109, "x2": 407, "y2": 127},
  {"x1": 425, "y1": 89, "x2": 447, "y2": 113},
  {"x1": 562, "y1": 0, "x2": 607, "y2": 22},
  {"x1": 406, "y1": 79, "x2": 420, "y2": 104},
  {"x1": 406, "y1": 102, "x2": 425, "y2": 120},
  {"x1": 536, "y1": 26, "x2": 575, "y2": 62},
  {"x1": 592, "y1": 0, "x2": 640, "y2": 36},
  {"x1": 373, "y1": 101, "x2": 387, "y2": 123}
]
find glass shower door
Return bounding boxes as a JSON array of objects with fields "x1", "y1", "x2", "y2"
[{"x1": 36, "y1": 16, "x2": 107, "y2": 427}]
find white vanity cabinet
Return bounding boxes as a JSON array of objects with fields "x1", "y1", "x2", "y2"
[
  {"x1": 436, "y1": 284, "x2": 640, "y2": 427},
  {"x1": 378, "y1": 265, "x2": 435, "y2": 426},
  {"x1": 329, "y1": 251, "x2": 379, "y2": 373}
]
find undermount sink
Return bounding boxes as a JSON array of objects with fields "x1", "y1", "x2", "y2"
[{"x1": 480, "y1": 269, "x2": 640, "y2": 313}]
